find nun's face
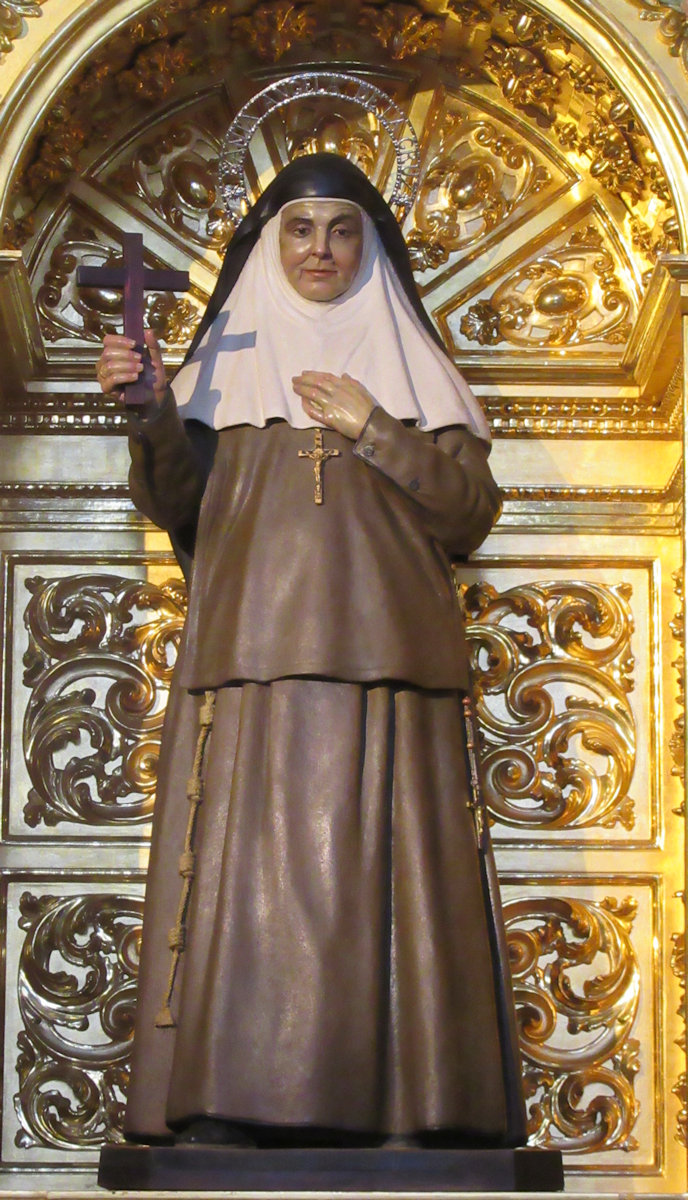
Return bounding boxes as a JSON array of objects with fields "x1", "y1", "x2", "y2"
[{"x1": 279, "y1": 200, "x2": 363, "y2": 301}]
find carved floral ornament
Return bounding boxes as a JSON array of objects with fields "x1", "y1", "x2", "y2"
[
  {"x1": 505, "y1": 894, "x2": 641, "y2": 1152},
  {"x1": 14, "y1": 891, "x2": 142, "y2": 1149},
  {"x1": 3, "y1": 0, "x2": 678, "y2": 271},
  {"x1": 0, "y1": 0, "x2": 45, "y2": 59},
  {"x1": 456, "y1": 225, "x2": 635, "y2": 350},
  {"x1": 461, "y1": 580, "x2": 637, "y2": 831},
  {"x1": 22, "y1": 575, "x2": 186, "y2": 827}
]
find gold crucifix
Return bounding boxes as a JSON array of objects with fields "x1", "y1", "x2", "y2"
[{"x1": 298, "y1": 428, "x2": 341, "y2": 505}]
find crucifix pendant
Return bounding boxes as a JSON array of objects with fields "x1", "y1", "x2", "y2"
[{"x1": 298, "y1": 428, "x2": 341, "y2": 505}]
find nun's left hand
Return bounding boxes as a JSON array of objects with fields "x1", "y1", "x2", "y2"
[{"x1": 292, "y1": 371, "x2": 375, "y2": 440}]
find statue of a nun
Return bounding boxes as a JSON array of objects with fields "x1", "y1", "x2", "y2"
[{"x1": 97, "y1": 153, "x2": 526, "y2": 1149}]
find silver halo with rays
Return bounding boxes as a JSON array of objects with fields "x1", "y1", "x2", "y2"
[{"x1": 218, "y1": 71, "x2": 421, "y2": 220}]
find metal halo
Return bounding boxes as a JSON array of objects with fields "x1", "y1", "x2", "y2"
[{"x1": 218, "y1": 72, "x2": 421, "y2": 220}]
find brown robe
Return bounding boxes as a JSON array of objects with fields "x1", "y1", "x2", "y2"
[{"x1": 123, "y1": 398, "x2": 526, "y2": 1143}]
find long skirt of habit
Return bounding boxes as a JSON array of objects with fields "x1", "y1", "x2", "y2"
[{"x1": 124, "y1": 675, "x2": 526, "y2": 1144}]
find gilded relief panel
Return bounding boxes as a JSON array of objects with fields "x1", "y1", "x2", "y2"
[
  {"x1": 459, "y1": 561, "x2": 658, "y2": 845},
  {"x1": 1, "y1": 878, "x2": 144, "y2": 1166},
  {"x1": 3, "y1": 555, "x2": 180, "y2": 841},
  {"x1": 473, "y1": 530, "x2": 685, "y2": 1183},
  {"x1": 499, "y1": 878, "x2": 660, "y2": 1173}
]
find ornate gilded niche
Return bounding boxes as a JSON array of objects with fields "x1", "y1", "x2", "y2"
[
  {"x1": 0, "y1": 0, "x2": 681, "y2": 433},
  {"x1": 0, "y1": 0, "x2": 684, "y2": 1193}
]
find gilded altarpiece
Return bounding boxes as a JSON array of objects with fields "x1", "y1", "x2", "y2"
[{"x1": 0, "y1": 0, "x2": 685, "y2": 1193}]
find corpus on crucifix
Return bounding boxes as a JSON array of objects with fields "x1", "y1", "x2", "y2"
[{"x1": 77, "y1": 233, "x2": 189, "y2": 406}]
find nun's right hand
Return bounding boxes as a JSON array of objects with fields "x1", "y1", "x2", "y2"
[{"x1": 96, "y1": 330, "x2": 166, "y2": 404}]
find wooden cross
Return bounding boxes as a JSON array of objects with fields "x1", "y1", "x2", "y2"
[
  {"x1": 298, "y1": 428, "x2": 341, "y2": 505},
  {"x1": 76, "y1": 233, "x2": 190, "y2": 406}
]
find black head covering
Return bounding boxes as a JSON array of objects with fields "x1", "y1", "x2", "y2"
[{"x1": 184, "y1": 153, "x2": 445, "y2": 361}]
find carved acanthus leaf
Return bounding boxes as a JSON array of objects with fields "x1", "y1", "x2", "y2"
[
  {"x1": 0, "y1": 0, "x2": 45, "y2": 59},
  {"x1": 458, "y1": 225, "x2": 634, "y2": 350},
  {"x1": 14, "y1": 892, "x2": 143, "y2": 1149},
  {"x1": 359, "y1": 3, "x2": 445, "y2": 59},
  {"x1": 234, "y1": 1, "x2": 317, "y2": 60},
  {"x1": 22, "y1": 575, "x2": 187, "y2": 827},
  {"x1": 462, "y1": 580, "x2": 636, "y2": 830},
  {"x1": 506, "y1": 895, "x2": 640, "y2": 1152}
]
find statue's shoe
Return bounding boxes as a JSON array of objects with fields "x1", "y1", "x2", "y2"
[{"x1": 176, "y1": 1118, "x2": 256, "y2": 1146}]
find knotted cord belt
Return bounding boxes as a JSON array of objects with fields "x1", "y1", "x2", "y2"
[{"x1": 155, "y1": 688, "x2": 216, "y2": 1028}]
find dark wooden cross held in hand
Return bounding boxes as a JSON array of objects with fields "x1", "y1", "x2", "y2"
[{"x1": 76, "y1": 233, "x2": 190, "y2": 407}]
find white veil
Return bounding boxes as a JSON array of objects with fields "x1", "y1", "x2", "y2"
[{"x1": 172, "y1": 202, "x2": 491, "y2": 442}]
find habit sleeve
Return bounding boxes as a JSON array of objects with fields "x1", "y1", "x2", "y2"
[{"x1": 353, "y1": 406, "x2": 501, "y2": 555}]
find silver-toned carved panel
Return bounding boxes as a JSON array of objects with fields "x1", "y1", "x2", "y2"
[
  {"x1": 463, "y1": 580, "x2": 636, "y2": 832},
  {"x1": 14, "y1": 891, "x2": 143, "y2": 1150},
  {"x1": 22, "y1": 574, "x2": 186, "y2": 828},
  {"x1": 505, "y1": 894, "x2": 640, "y2": 1154}
]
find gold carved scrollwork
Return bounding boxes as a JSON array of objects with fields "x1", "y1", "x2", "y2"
[
  {"x1": 0, "y1": 0, "x2": 45, "y2": 59},
  {"x1": 287, "y1": 107, "x2": 380, "y2": 180},
  {"x1": 107, "y1": 122, "x2": 235, "y2": 253},
  {"x1": 14, "y1": 891, "x2": 143, "y2": 1149},
  {"x1": 36, "y1": 222, "x2": 200, "y2": 345},
  {"x1": 623, "y1": 0, "x2": 688, "y2": 77},
  {"x1": 234, "y1": 1, "x2": 317, "y2": 60},
  {"x1": 359, "y1": 3, "x2": 445, "y2": 59},
  {"x1": 505, "y1": 895, "x2": 640, "y2": 1152},
  {"x1": 459, "y1": 227, "x2": 634, "y2": 348},
  {"x1": 671, "y1": 893, "x2": 687, "y2": 1146},
  {"x1": 407, "y1": 114, "x2": 551, "y2": 270},
  {"x1": 670, "y1": 569, "x2": 685, "y2": 803},
  {"x1": 22, "y1": 575, "x2": 187, "y2": 827},
  {"x1": 462, "y1": 580, "x2": 636, "y2": 830},
  {"x1": 483, "y1": 42, "x2": 560, "y2": 125}
]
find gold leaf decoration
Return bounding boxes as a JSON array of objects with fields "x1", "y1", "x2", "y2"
[
  {"x1": 463, "y1": 581, "x2": 636, "y2": 829},
  {"x1": 359, "y1": 2, "x2": 445, "y2": 59},
  {"x1": 407, "y1": 111, "x2": 551, "y2": 268},
  {"x1": 505, "y1": 895, "x2": 641, "y2": 1152},
  {"x1": 0, "y1": 0, "x2": 45, "y2": 59},
  {"x1": 107, "y1": 119, "x2": 235, "y2": 254},
  {"x1": 459, "y1": 227, "x2": 634, "y2": 349},
  {"x1": 36, "y1": 221, "x2": 202, "y2": 345},
  {"x1": 670, "y1": 568, "x2": 685, "y2": 803},
  {"x1": 623, "y1": 0, "x2": 688, "y2": 76},
  {"x1": 22, "y1": 575, "x2": 187, "y2": 827},
  {"x1": 671, "y1": 892, "x2": 686, "y2": 1146},
  {"x1": 14, "y1": 892, "x2": 143, "y2": 1149},
  {"x1": 483, "y1": 41, "x2": 560, "y2": 125},
  {"x1": 234, "y1": 0, "x2": 317, "y2": 60}
]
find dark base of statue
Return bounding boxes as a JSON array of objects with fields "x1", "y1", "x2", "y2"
[{"x1": 98, "y1": 1143, "x2": 565, "y2": 1192}]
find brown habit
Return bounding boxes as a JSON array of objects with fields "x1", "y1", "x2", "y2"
[{"x1": 123, "y1": 397, "x2": 526, "y2": 1143}]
